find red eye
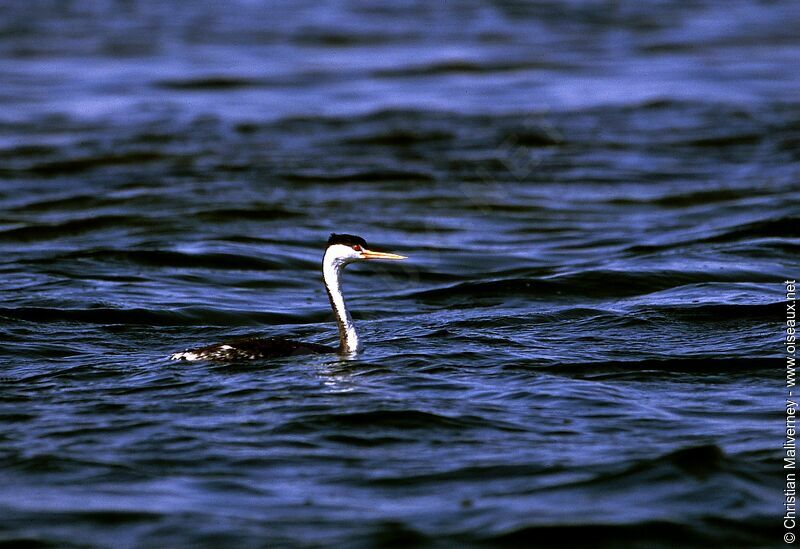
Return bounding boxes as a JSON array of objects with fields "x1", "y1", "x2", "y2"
[{"x1": 352, "y1": 245, "x2": 362, "y2": 251}]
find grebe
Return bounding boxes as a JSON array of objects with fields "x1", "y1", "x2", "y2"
[{"x1": 170, "y1": 233, "x2": 406, "y2": 361}]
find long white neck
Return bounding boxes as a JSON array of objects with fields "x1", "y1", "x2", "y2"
[{"x1": 322, "y1": 251, "x2": 360, "y2": 354}]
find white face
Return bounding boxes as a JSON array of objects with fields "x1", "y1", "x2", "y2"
[{"x1": 325, "y1": 243, "x2": 364, "y2": 267}]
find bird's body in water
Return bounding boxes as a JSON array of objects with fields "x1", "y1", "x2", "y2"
[{"x1": 170, "y1": 234, "x2": 406, "y2": 362}]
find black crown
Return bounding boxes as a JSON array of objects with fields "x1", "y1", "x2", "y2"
[{"x1": 327, "y1": 233, "x2": 368, "y2": 248}]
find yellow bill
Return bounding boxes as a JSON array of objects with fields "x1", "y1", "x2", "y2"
[{"x1": 361, "y1": 249, "x2": 407, "y2": 260}]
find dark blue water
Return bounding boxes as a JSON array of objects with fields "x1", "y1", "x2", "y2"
[{"x1": 0, "y1": 1, "x2": 797, "y2": 546}]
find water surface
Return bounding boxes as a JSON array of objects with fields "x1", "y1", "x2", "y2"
[{"x1": 0, "y1": 1, "x2": 797, "y2": 546}]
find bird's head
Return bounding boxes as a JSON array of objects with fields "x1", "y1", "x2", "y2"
[{"x1": 324, "y1": 233, "x2": 406, "y2": 267}]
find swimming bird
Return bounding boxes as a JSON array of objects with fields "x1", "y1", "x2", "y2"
[{"x1": 170, "y1": 233, "x2": 406, "y2": 361}]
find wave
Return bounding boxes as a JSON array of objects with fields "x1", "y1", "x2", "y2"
[
  {"x1": 607, "y1": 188, "x2": 762, "y2": 207},
  {"x1": 154, "y1": 76, "x2": 264, "y2": 90},
  {"x1": 636, "y1": 301, "x2": 785, "y2": 321},
  {"x1": 372, "y1": 59, "x2": 574, "y2": 78},
  {"x1": 407, "y1": 269, "x2": 775, "y2": 302},
  {"x1": 27, "y1": 249, "x2": 286, "y2": 270},
  {"x1": 626, "y1": 215, "x2": 799, "y2": 254},
  {"x1": 8, "y1": 194, "x2": 123, "y2": 213},
  {"x1": 0, "y1": 306, "x2": 319, "y2": 326},
  {"x1": 0, "y1": 215, "x2": 150, "y2": 242},
  {"x1": 344, "y1": 129, "x2": 454, "y2": 146},
  {"x1": 272, "y1": 409, "x2": 525, "y2": 434},
  {"x1": 682, "y1": 132, "x2": 763, "y2": 148},
  {"x1": 26, "y1": 152, "x2": 169, "y2": 176},
  {"x1": 704, "y1": 215, "x2": 800, "y2": 243},
  {"x1": 357, "y1": 444, "x2": 772, "y2": 545},
  {"x1": 281, "y1": 169, "x2": 435, "y2": 183},
  {"x1": 539, "y1": 357, "x2": 780, "y2": 375},
  {"x1": 192, "y1": 206, "x2": 302, "y2": 222},
  {"x1": 480, "y1": 517, "x2": 771, "y2": 547}
]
